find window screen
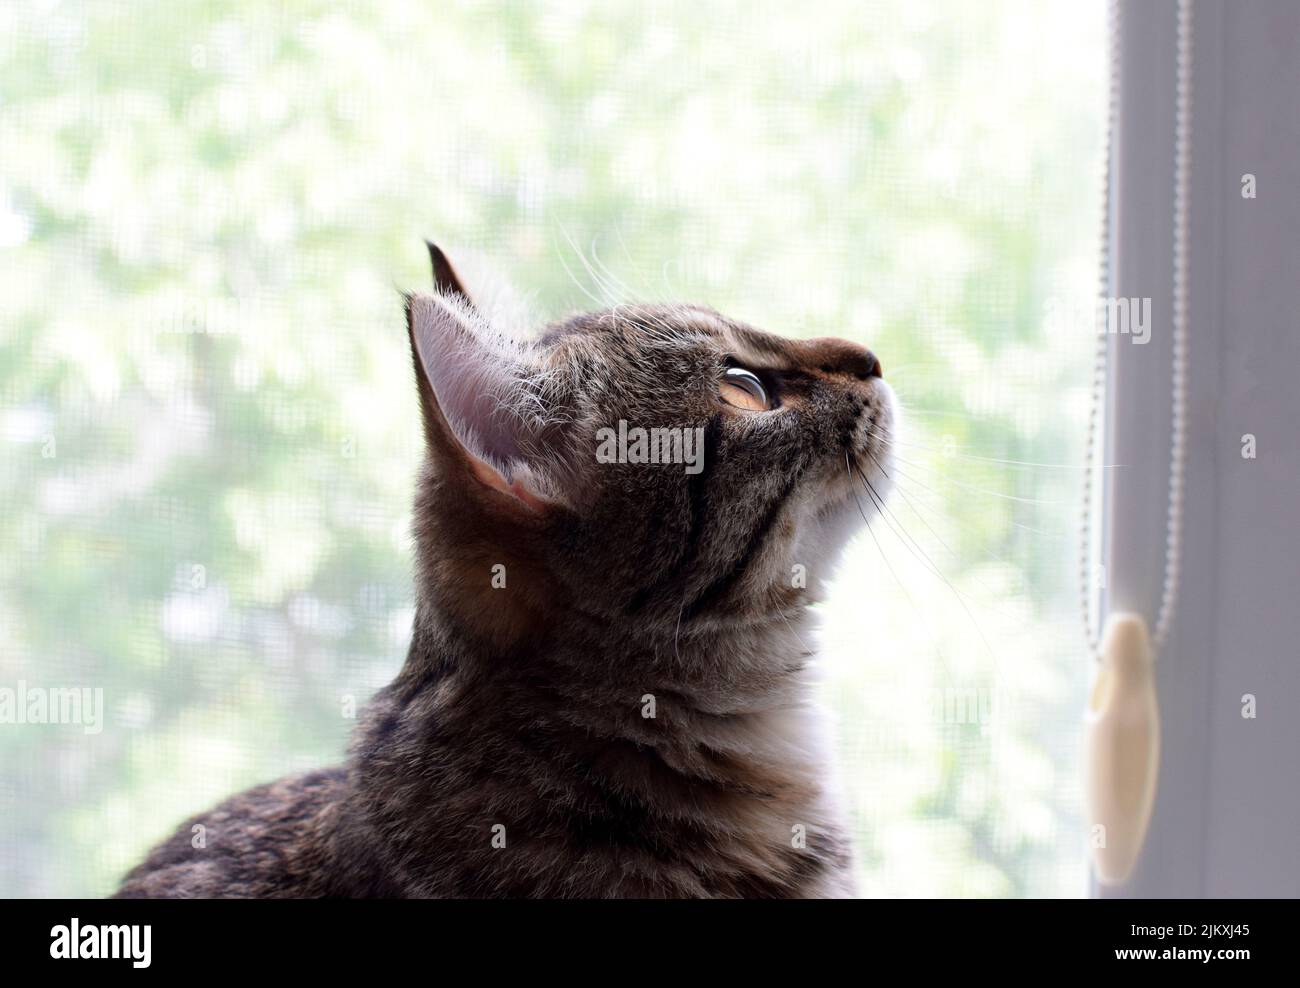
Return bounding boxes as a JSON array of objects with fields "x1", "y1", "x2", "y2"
[{"x1": 0, "y1": 0, "x2": 1103, "y2": 897}]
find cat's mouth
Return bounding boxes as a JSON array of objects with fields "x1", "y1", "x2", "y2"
[
  {"x1": 859, "y1": 378, "x2": 896, "y2": 474},
  {"x1": 831, "y1": 377, "x2": 898, "y2": 516}
]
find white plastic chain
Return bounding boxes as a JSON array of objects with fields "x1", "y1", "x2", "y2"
[{"x1": 1080, "y1": 0, "x2": 1191, "y2": 660}]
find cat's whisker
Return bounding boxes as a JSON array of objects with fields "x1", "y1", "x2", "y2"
[
  {"x1": 611, "y1": 230, "x2": 682, "y2": 311},
  {"x1": 846, "y1": 452, "x2": 923, "y2": 618},
  {"x1": 854, "y1": 460, "x2": 967, "y2": 596},
  {"x1": 576, "y1": 231, "x2": 628, "y2": 306},
  {"x1": 891, "y1": 473, "x2": 1075, "y2": 541},
  {"x1": 870, "y1": 362, "x2": 948, "y2": 378},
  {"x1": 554, "y1": 241, "x2": 617, "y2": 312},
  {"x1": 879, "y1": 468, "x2": 1054, "y2": 541},
  {"x1": 863, "y1": 449, "x2": 1030, "y2": 624},
  {"x1": 555, "y1": 222, "x2": 621, "y2": 308},
  {"x1": 590, "y1": 234, "x2": 643, "y2": 305},
  {"x1": 886, "y1": 407, "x2": 986, "y2": 419},
  {"x1": 612, "y1": 227, "x2": 650, "y2": 296},
  {"x1": 659, "y1": 255, "x2": 683, "y2": 300},
  {"x1": 1007, "y1": 518, "x2": 1061, "y2": 538},
  {"x1": 885, "y1": 459, "x2": 1060, "y2": 507},
  {"x1": 876, "y1": 435, "x2": 1118, "y2": 471},
  {"x1": 852, "y1": 458, "x2": 998, "y2": 662}
]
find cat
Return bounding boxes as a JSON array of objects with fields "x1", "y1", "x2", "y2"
[{"x1": 114, "y1": 242, "x2": 896, "y2": 898}]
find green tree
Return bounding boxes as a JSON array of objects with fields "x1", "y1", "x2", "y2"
[{"x1": 0, "y1": 0, "x2": 1101, "y2": 897}]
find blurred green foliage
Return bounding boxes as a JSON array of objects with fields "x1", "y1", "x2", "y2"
[{"x1": 0, "y1": 0, "x2": 1102, "y2": 896}]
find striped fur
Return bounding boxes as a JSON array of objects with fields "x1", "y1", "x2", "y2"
[{"x1": 116, "y1": 252, "x2": 894, "y2": 898}]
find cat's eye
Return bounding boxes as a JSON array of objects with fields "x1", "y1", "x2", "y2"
[{"x1": 719, "y1": 366, "x2": 770, "y2": 411}]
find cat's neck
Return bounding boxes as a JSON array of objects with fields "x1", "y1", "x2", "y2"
[
  {"x1": 341, "y1": 603, "x2": 854, "y2": 896},
  {"x1": 402, "y1": 596, "x2": 819, "y2": 719}
]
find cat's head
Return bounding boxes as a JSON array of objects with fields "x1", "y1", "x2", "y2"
[{"x1": 406, "y1": 244, "x2": 896, "y2": 655}]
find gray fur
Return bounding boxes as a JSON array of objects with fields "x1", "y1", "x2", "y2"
[{"x1": 115, "y1": 258, "x2": 894, "y2": 898}]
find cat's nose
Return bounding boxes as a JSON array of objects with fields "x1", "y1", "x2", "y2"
[{"x1": 805, "y1": 338, "x2": 883, "y2": 381}]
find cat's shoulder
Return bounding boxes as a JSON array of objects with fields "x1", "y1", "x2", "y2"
[{"x1": 113, "y1": 766, "x2": 347, "y2": 899}]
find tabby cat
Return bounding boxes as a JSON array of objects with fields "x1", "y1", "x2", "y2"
[{"x1": 115, "y1": 243, "x2": 895, "y2": 898}]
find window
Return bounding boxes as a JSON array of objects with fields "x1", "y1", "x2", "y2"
[{"x1": 0, "y1": 1, "x2": 1104, "y2": 896}]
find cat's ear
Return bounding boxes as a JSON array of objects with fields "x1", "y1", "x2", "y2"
[
  {"x1": 426, "y1": 239, "x2": 470, "y2": 301},
  {"x1": 405, "y1": 290, "x2": 550, "y2": 517}
]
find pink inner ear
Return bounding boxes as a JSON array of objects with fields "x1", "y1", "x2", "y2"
[
  {"x1": 467, "y1": 457, "x2": 548, "y2": 514},
  {"x1": 410, "y1": 294, "x2": 537, "y2": 469}
]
